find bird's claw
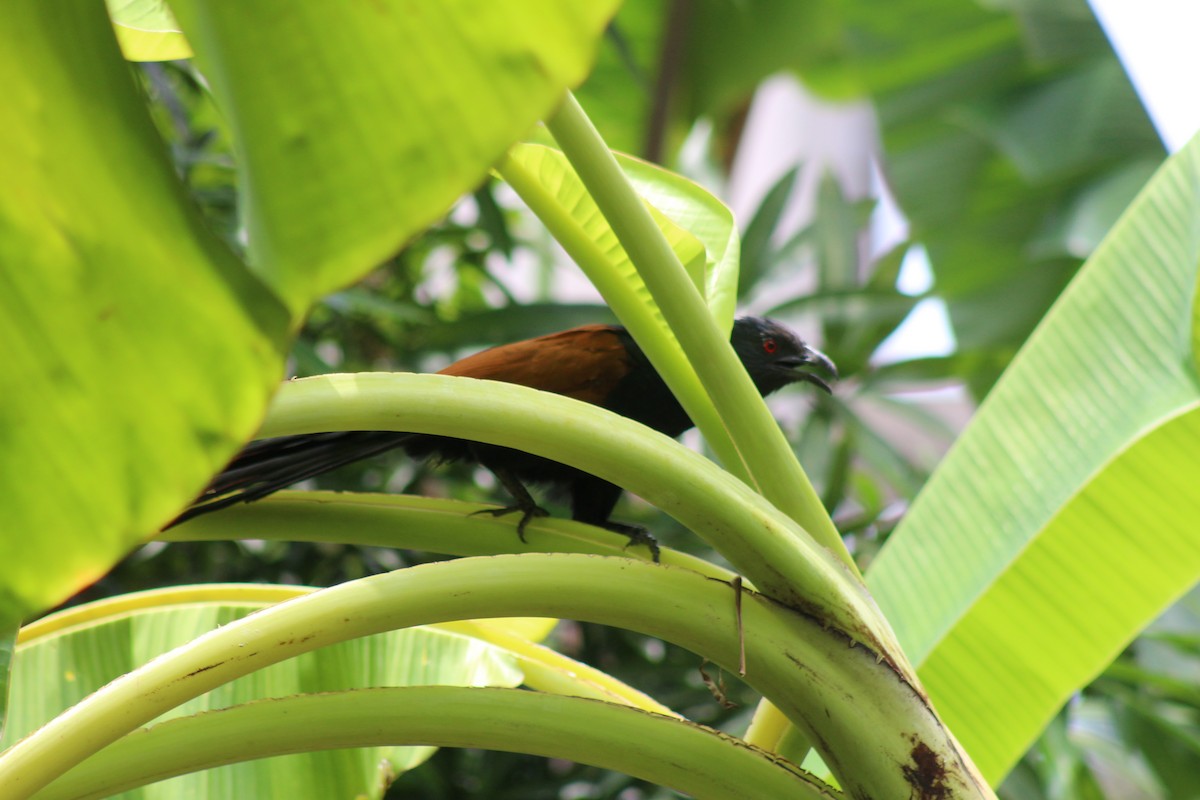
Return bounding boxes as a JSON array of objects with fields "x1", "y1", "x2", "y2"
[
  {"x1": 601, "y1": 522, "x2": 661, "y2": 563},
  {"x1": 469, "y1": 504, "x2": 550, "y2": 542}
]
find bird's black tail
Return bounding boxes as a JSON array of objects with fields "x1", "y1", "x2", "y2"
[{"x1": 169, "y1": 431, "x2": 414, "y2": 528}]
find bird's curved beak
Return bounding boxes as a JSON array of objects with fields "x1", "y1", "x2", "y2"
[{"x1": 786, "y1": 345, "x2": 838, "y2": 394}]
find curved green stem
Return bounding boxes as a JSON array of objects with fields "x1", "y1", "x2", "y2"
[
  {"x1": 2, "y1": 555, "x2": 989, "y2": 799},
  {"x1": 32, "y1": 688, "x2": 837, "y2": 800},
  {"x1": 20, "y1": 583, "x2": 677, "y2": 719},
  {"x1": 165, "y1": 491, "x2": 729, "y2": 579}
]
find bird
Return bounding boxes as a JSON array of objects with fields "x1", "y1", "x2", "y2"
[{"x1": 170, "y1": 316, "x2": 836, "y2": 557}]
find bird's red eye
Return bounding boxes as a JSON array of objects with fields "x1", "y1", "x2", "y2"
[{"x1": 762, "y1": 338, "x2": 778, "y2": 354}]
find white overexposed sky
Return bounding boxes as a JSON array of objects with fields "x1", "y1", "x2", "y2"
[{"x1": 1089, "y1": 0, "x2": 1200, "y2": 153}]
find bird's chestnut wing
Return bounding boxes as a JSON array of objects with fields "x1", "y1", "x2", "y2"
[{"x1": 437, "y1": 325, "x2": 631, "y2": 407}]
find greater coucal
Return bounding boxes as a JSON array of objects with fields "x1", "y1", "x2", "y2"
[{"x1": 172, "y1": 317, "x2": 835, "y2": 553}]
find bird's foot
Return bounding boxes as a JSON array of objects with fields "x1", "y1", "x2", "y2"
[
  {"x1": 601, "y1": 522, "x2": 661, "y2": 563},
  {"x1": 469, "y1": 504, "x2": 550, "y2": 542}
]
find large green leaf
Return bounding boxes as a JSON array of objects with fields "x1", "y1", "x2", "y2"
[
  {"x1": 0, "y1": 2, "x2": 289, "y2": 625},
  {"x1": 869, "y1": 134, "x2": 1200, "y2": 782},
  {"x1": 167, "y1": 0, "x2": 621, "y2": 313},
  {"x1": 8, "y1": 587, "x2": 522, "y2": 798}
]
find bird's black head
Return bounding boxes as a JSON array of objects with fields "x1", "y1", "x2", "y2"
[{"x1": 730, "y1": 316, "x2": 837, "y2": 397}]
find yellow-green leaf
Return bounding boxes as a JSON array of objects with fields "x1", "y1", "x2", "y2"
[
  {"x1": 869, "y1": 133, "x2": 1200, "y2": 782},
  {"x1": 167, "y1": 0, "x2": 622, "y2": 313},
  {"x1": 0, "y1": 1, "x2": 289, "y2": 625}
]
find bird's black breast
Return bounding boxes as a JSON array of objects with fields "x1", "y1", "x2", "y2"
[{"x1": 598, "y1": 329, "x2": 692, "y2": 438}]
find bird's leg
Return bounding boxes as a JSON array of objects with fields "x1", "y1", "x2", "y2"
[
  {"x1": 467, "y1": 445, "x2": 549, "y2": 542},
  {"x1": 569, "y1": 475, "x2": 660, "y2": 562}
]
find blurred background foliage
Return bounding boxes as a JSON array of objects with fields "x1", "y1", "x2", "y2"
[{"x1": 83, "y1": 0, "x2": 1197, "y2": 797}]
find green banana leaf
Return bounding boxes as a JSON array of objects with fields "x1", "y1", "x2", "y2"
[
  {"x1": 869, "y1": 132, "x2": 1200, "y2": 782},
  {"x1": 0, "y1": 2, "x2": 289, "y2": 626},
  {"x1": 166, "y1": 0, "x2": 621, "y2": 314}
]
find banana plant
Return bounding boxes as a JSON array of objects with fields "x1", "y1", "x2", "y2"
[{"x1": 2, "y1": 2, "x2": 1198, "y2": 799}]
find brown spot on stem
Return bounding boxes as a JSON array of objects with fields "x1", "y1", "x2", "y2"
[
  {"x1": 903, "y1": 740, "x2": 948, "y2": 799},
  {"x1": 184, "y1": 661, "x2": 225, "y2": 678}
]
